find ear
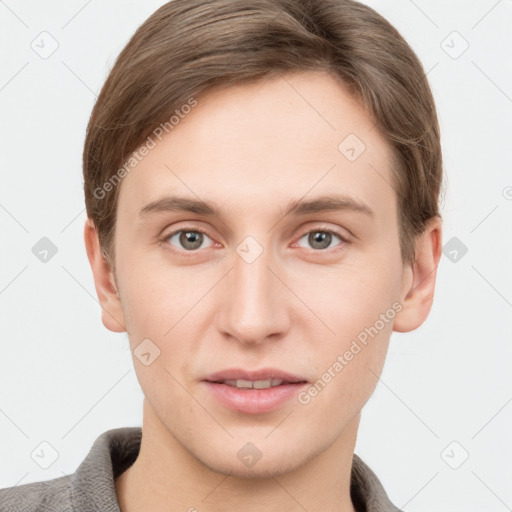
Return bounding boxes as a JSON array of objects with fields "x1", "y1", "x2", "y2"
[
  {"x1": 83, "y1": 218, "x2": 127, "y2": 333},
  {"x1": 393, "y1": 217, "x2": 442, "y2": 333}
]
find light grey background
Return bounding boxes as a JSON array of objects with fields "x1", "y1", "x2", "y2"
[{"x1": 1, "y1": 1, "x2": 511, "y2": 510}]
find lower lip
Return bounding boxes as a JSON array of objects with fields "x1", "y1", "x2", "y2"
[{"x1": 203, "y1": 381, "x2": 308, "y2": 414}]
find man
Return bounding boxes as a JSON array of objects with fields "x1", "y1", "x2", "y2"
[{"x1": 0, "y1": 0, "x2": 442, "y2": 510}]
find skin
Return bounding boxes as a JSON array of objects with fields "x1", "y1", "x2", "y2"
[{"x1": 84, "y1": 70, "x2": 442, "y2": 512}]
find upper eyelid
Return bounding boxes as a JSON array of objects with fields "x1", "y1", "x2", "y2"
[
  {"x1": 297, "y1": 229, "x2": 346, "y2": 242},
  {"x1": 165, "y1": 225, "x2": 214, "y2": 241}
]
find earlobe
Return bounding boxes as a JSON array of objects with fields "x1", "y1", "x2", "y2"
[
  {"x1": 83, "y1": 218, "x2": 127, "y2": 333},
  {"x1": 393, "y1": 217, "x2": 442, "y2": 333}
]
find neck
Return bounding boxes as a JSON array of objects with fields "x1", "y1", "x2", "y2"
[{"x1": 116, "y1": 399, "x2": 359, "y2": 512}]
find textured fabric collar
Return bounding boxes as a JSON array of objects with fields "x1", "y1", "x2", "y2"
[
  {"x1": 71, "y1": 426, "x2": 403, "y2": 512},
  {"x1": 69, "y1": 427, "x2": 142, "y2": 511},
  {"x1": 0, "y1": 426, "x2": 402, "y2": 511}
]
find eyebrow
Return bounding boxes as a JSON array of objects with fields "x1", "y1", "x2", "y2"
[{"x1": 139, "y1": 194, "x2": 374, "y2": 220}]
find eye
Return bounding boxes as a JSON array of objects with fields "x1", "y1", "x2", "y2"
[
  {"x1": 296, "y1": 229, "x2": 346, "y2": 251},
  {"x1": 164, "y1": 229, "x2": 214, "y2": 252},
  {"x1": 161, "y1": 226, "x2": 348, "y2": 255}
]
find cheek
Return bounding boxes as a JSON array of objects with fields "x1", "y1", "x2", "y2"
[
  {"x1": 299, "y1": 301, "x2": 394, "y2": 420},
  {"x1": 116, "y1": 249, "x2": 198, "y2": 336},
  {"x1": 301, "y1": 255, "x2": 401, "y2": 403},
  {"x1": 116, "y1": 258, "x2": 218, "y2": 396},
  {"x1": 314, "y1": 258, "x2": 402, "y2": 341},
  {"x1": 116, "y1": 261, "x2": 201, "y2": 405}
]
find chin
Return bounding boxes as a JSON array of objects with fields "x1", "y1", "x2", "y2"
[
  {"x1": 201, "y1": 455, "x2": 305, "y2": 479},
  {"x1": 194, "y1": 437, "x2": 316, "y2": 479}
]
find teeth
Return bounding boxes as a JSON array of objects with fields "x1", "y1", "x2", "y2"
[
  {"x1": 221, "y1": 379, "x2": 284, "y2": 389},
  {"x1": 236, "y1": 379, "x2": 253, "y2": 388}
]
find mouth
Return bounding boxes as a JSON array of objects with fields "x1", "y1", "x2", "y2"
[
  {"x1": 203, "y1": 368, "x2": 308, "y2": 387},
  {"x1": 202, "y1": 368, "x2": 308, "y2": 414},
  {"x1": 206, "y1": 378, "x2": 305, "y2": 389}
]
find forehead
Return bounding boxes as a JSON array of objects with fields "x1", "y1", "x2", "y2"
[{"x1": 117, "y1": 70, "x2": 397, "y2": 223}]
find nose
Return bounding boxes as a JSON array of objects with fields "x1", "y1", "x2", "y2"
[{"x1": 216, "y1": 243, "x2": 291, "y2": 346}]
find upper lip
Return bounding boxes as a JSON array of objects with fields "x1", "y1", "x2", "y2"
[{"x1": 204, "y1": 368, "x2": 308, "y2": 383}]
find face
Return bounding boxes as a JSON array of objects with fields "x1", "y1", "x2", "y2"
[{"x1": 102, "y1": 70, "x2": 415, "y2": 477}]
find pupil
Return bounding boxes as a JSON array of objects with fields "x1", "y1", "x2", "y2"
[
  {"x1": 180, "y1": 231, "x2": 203, "y2": 250},
  {"x1": 310, "y1": 231, "x2": 331, "y2": 249}
]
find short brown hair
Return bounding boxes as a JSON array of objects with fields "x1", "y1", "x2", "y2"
[{"x1": 83, "y1": 0, "x2": 443, "y2": 266}]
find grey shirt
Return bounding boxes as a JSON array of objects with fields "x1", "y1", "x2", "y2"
[{"x1": 0, "y1": 427, "x2": 403, "y2": 511}]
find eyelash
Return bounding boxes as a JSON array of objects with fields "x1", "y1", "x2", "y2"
[{"x1": 159, "y1": 225, "x2": 349, "y2": 256}]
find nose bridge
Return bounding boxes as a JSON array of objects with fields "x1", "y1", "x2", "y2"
[{"x1": 216, "y1": 241, "x2": 289, "y2": 344}]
